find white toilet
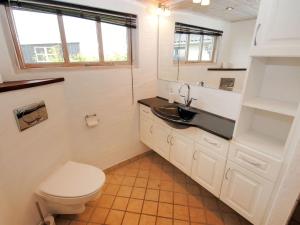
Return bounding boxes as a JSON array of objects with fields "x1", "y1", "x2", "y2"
[{"x1": 36, "y1": 161, "x2": 106, "y2": 214}]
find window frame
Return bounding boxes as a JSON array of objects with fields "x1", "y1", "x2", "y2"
[
  {"x1": 174, "y1": 33, "x2": 218, "y2": 64},
  {"x1": 6, "y1": 7, "x2": 132, "y2": 69}
]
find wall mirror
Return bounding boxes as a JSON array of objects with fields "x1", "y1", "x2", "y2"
[{"x1": 157, "y1": 1, "x2": 259, "y2": 93}]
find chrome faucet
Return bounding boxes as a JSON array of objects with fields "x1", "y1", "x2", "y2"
[{"x1": 179, "y1": 83, "x2": 196, "y2": 107}]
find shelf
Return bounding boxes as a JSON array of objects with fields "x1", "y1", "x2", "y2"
[
  {"x1": 243, "y1": 98, "x2": 298, "y2": 117},
  {"x1": 235, "y1": 131, "x2": 285, "y2": 159},
  {"x1": 0, "y1": 78, "x2": 65, "y2": 93}
]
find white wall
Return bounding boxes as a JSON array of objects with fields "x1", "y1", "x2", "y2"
[
  {"x1": 225, "y1": 19, "x2": 256, "y2": 68},
  {"x1": 0, "y1": 1, "x2": 157, "y2": 225},
  {"x1": 0, "y1": 84, "x2": 71, "y2": 225}
]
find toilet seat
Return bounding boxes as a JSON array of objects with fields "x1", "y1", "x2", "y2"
[{"x1": 38, "y1": 161, "x2": 106, "y2": 198}]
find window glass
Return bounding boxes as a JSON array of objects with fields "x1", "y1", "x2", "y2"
[
  {"x1": 188, "y1": 34, "x2": 202, "y2": 61},
  {"x1": 201, "y1": 35, "x2": 215, "y2": 61},
  {"x1": 173, "y1": 33, "x2": 188, "y2": 61},
  {"x1": 63, "y1": 16, "x2": 99, "y2": 62},
  {"x1": 101, "y1": 23, "x2": 128, "y2": 61},
  {"x1": 12, "y1": 10, "x2": 64, "y2": 64}
]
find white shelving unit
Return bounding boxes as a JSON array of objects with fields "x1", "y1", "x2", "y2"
[
  {"x1": 243, "y1": 97, "x2": 298, "y2": 117},
  {"x1": 235, "y1": 57, "x2": 300, "y2": 159}
]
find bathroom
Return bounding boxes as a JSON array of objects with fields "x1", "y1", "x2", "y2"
[{"x1": 0, "y1": 0, "x2": 300, "y2": 225}]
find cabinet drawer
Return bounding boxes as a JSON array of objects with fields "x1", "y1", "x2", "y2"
[
  {"x1": 140, "y1": 105, "x2": 153, "y2": 119},
  {"x1": 229, "y1": 142, "x2": 282, "y2": 182},
  {"x1": 195, "y1": 130, "x2": 229, "y2": 157}
]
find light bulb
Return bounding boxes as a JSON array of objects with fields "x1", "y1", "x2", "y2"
[{"x1": 201, "y1": 0, "x2": 210, "y2": 5}]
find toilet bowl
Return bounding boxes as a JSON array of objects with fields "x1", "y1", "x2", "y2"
[{"x1": 36, "y1": 161, "x2": 106, "y2": 214}]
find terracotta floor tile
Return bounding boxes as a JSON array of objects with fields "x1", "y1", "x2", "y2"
[
  {"x1": 145, "y1": 189, "x2": 159, "y2": 201},
  {"x1": 206, "y1": 210, "x2": 224, "y2": 225},
  {"x1": 122, "y1": 212, "x2": 140, "y2": 225},
  {"x1": 223, "y1": 213, "x2": 242, "y2": 225},
  {"x1": 158, "y1": 202, "x2": 173, "y2": 218},
  {"x1": 112, "y1": 197, "x2": 129, "y2": 210},
  {"x1": 160, "y1": 181, "x2": 173, "y2": 191},
  {"x1": 148, "y1": 179, "x2": 160, "y2": 190},
  {"x1": 138, "y1": 169, "x2": 150, "y2": 178},
  {"x1": 131, "y1": 187, "x2": 146, "y2": 199},
  {"x1": 173, "y1": 205, "x2": 189, "y2": 221},
  {"x1": 89, "y1": 207, "x2": 109, "y2": 224},
  {"x1": 189, "y1": 207, "x2": 206, "y2": 223},
  {"x1": 188, "y1": 195, "x2": 204, "y2": 208},
  {"x1": 174, "y1": 193, "x2": 188, "y2": 206},
  {"x1": 142, "y1": 200, "x2": 158, "y2": 215},
  {"x1": 156, "y1": 217, "x2": 173, "y2": 225},
  {"x1": 108, "y1": 175, "x2": 124, "y2": 185},
  {"x1": 118, "y1": 186, "x2": 133, "y2": 197},
  {"x1": 174, "y1": 220, "x2": 190, "y2": 225},
  {"x1": 135, "y1": 178, "x2": 148, "y2": 188},
  {"x1": 174, "y1": 183, "x2": 187, "y2": 194},
  {"x1": 159, "y1": 191, "x2": 173, "y2": 203},
  {"x1": 127, "y1": 199, "x2": 144, "y2": 213},
  {"x1": 97, "y1": 194, "x2": 115, "y2": 208},
  {"x1": 105, "y1": 209, "x2": 125, "y2": 225},
  {"x1": 204, "y1": 197, "x2": 220, "y2": 210},
  {"x1": 122, "y1": 176, "x2": 136, "y2": 186},
  {"x1": 139, "y1": 214, "x2": 156, "y2": 225},
  {"x1": 104, "y1": 184, "x2": 120, "y2": 195},
  {"x1": 125, "y1": 168, "x2": 139, "y2": 177}
]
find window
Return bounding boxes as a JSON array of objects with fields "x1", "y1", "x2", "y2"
[
  {"x1": 173, "y1": 23, "x2": 222, "y2": 63},
  {"x1": 5, "y1": 3, "x2": 136, "y2": 69}
]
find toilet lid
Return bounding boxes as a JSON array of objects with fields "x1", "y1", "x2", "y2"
[{"x1": 39, "y1": 161, "x2": 105, "y2": 198}]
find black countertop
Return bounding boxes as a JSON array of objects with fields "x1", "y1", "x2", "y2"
[{"x1": 138, "y1": 97, "x2": 235, "y2": 140}]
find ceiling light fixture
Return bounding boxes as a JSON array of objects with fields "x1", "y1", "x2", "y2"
[
  {"x1": 193, "y1": 0, "x2": 210, "y2": 6},
  {"x1": 226, "y1": 6, "x2": 234, "y2": 11},
  {"x1": 156, "y1": 3, "x2": 171, "y2": 16}
]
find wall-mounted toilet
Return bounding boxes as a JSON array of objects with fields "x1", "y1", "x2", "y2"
[{"x1": 36, "y1": 161, "x2": 106, "y2": 214}]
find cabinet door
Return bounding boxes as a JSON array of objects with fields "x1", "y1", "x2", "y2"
[
  {"x1": 251, "y1": 0, "x2": 300, "y2": 56},
  {"x1": 152, "y1": 122, "x2": 171, "y2": 160},
  {"x1": 220, "y1": 161, "x2": 274, "y2": 225},
  {"x1": 169, "y1": 132, "x2": 194, "y2": 176},
  {"x1": 140, "y1": 114, "x2": 155, "y2": 149},
  {"x1": 191, "y1": 144, "x2": 226, "y2": 197}
]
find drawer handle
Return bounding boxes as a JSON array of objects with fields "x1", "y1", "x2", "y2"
[
  {"x1": 143, "y1": 109, "x2": 149, "y2": 114},
  {"x1": 167, "y1": 135, "x2": 170, "y2": 144},
  {"x1": 193, "y1": 151, "x2": 197, "y2": 160},
  {"x1": 254, "y1": 23, "x2": 261, "y2": 46},
  {"x1": 240, "y1": 156, "x2": 262, "y2": 168},
  {"x1": 225, "y1": 168, "x2": 231, "y2": 180},
  {"x1": 170, "y1": 136, "x2": 174, "y2": 146},
  {"x1": 203, "y1": 137, "x2": 219, "y2": 147},
  {"x1": 149, "y1": 125, "x2": 153, "y2": 134}
]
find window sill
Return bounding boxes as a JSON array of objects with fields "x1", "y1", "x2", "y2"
[{"x1": 0, "y1": 78, "x2": 64, "y2": 93}]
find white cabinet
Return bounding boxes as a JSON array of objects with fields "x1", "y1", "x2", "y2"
[
  {"x1": 191, "y1": 143, "x2": 226, "y2": 197},
  {"x1": 153, "y1": 122, "x2": 172, "y2": 160},
  {"x1": 169, "y1": 131, "x2": 194, "y2": 176},
  {"x1": 140, "y1": 112, "x2": 155, "y2": 150},
  {"x1": 251, "y1": 0, "x2": 300, "y2": 56},
  {"x1": 220, "y1": 161, "x2": 274, "y2": 225}
]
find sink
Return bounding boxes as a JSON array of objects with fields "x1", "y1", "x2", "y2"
[{"x1": 152, "y1": 104, "x2": 197, "y2": 122}]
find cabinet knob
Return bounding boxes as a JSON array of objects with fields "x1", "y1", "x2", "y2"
[
  {"x1": 167, "y1": 135, "x2": 170, "y2": 144},
  {"x1": 225, "y1": 168, "x2": 231, "y2": 180},
  {"x1": 193, "y1": 151, "x2": 197, "y2": 160},
  {"x1": 170, "y1": 136, "x2": 174, "y2": 146}
]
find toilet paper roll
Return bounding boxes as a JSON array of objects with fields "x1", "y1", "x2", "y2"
[{"x1": 85, "y1": 115, "x2": 99, "y2": 127}]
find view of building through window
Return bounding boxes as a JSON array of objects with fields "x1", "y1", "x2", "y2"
[
  {"x1": 11, "y1": 9, "x2": 130, "y2": 67},
  {"x1": 173, "y1": 33, "x2": 216, "y2": 62}
]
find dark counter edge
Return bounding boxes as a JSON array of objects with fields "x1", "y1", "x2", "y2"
[
  {"x1": 207, "y1": 68, "x2": 247, "y2": 71},
  {"x1": 0, "y1": 78, "x2": 65, "y2": 93},
  {"x1": 138, "y1": 96, "x2": 235, "y2": 140}
]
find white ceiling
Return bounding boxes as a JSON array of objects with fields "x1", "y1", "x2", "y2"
[{"x1": 137, "y1": 0, "x2": 260, "y2": 22}]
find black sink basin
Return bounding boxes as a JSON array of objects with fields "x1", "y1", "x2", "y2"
[{"x1": 152, "y1": 104, "x2": 197, "y2": 122}]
